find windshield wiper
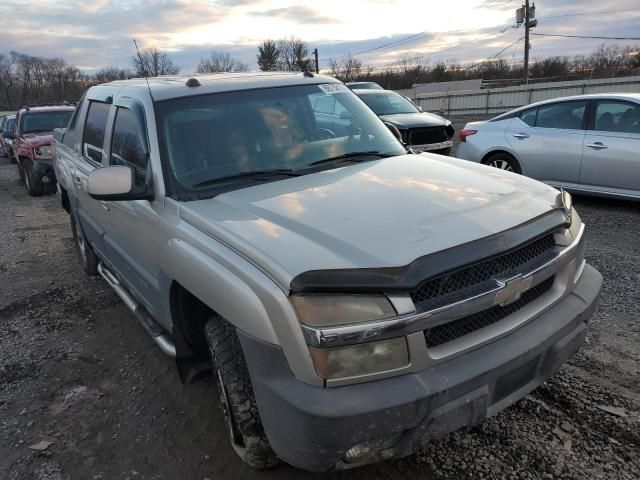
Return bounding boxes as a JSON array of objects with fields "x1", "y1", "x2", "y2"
[
  {"x1": 193, "y1": 169, "x2": 300, "y2": 188},
  {"x1": 308, "y1": 151, "x2": 393, "y2": 167}
]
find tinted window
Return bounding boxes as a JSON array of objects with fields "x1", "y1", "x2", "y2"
[
  {"x1": 20, "y1": 110, "x2": 73, "y2": 134},
  {"x1": 110, "y1": 108, "x2": 148, "y2": 185},
  {"x1": 536, "y1": 101, "x2": 586, "y2": 130},
  {"x1": 83, "y1": 102, "x2": 110, "y2": 163},
  {"x1": 3, "y1": 117, "x2": 14, "y2": 134},
  {"x1": 519, "y1": 108, "x2": 537, "y2": 126},
  {"x1": 594, "y1": 101, "x2": 640, "y2": 134},
  {"x1": 63, "y1": 98, "x2": 84, "y2": 149},
  {"x1": 359, "y1": 92, "x2": 419, "y2": 115}
]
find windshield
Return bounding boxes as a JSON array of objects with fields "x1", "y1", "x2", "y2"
[
  {"x1": 359, "y1": 92, "x2": 419, "y2": 116},
  {"x1": 4, "y1": 117, "x2": 15, "y2": 133},
  {"x1": 156, "y1": 83, "x2": 406, "y2": 196},
  {"x1": 20, "y1": 111, "x2": 73, "y2": 134}
]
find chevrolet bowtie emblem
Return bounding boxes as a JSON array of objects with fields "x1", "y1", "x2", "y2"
[{"x1": 494, "y1": 275, "x2": 534, "y2": 306}]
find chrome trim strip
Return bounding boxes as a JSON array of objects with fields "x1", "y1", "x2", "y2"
[{"x1": 302, "y1": 224, "x2": 585, "y2": 348}]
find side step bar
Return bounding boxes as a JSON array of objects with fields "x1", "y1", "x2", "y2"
[{"x1": 97, "y1": 262, "x2": 176, "y2": 357}]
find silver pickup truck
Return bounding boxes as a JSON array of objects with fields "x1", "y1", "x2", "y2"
[{"x1": 52, "y1": 73, "x2": 602, "y2": 472}]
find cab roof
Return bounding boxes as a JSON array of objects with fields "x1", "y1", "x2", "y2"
[{"x1": 100, "y1": 72, "x2": 341, "y2": 102}]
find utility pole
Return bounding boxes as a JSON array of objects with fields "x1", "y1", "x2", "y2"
[
  {"x1": 516, "y1": 2, "x2": 537, "y2": 84},
  {"x1": 524, "y1": 0, "x2": 530, "y2": 84},
  {"x1": 313, "y1": 48, "x2": 319, "y2": 74}
]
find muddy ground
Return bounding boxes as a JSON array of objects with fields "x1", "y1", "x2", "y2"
[{"x1": 1, "y1": 154, "x2": 639, "y2": 480}]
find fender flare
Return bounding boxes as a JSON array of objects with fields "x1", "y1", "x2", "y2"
[{"x1": 161, "y1": 239, "x2": 279, "y2": 346}]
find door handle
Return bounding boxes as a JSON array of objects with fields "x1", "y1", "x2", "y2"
[
  {"x1": 100, "y1": 201, "x2": 110, "y2": 211},
  {"x1": 512, "y1": 133, "x2": 529, "y2": 139},
  {"x1": 586, "y1": 142, "x2": 608, "y2": 150}
]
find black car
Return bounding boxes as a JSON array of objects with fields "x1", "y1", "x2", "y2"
[
  {"x1": 1, "y1": 115, "x2": 16, "y2": 162},
  {"x1": 355, "y1": 89, "x2": 454, "y2": 155}
]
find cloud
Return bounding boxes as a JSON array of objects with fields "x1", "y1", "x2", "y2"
[
  {"x1": 250, "y1": 6, "x2": 337, "y2": 24},
  {"x1": 0, "y1": 0, "x2": 637, "y2": 73}
]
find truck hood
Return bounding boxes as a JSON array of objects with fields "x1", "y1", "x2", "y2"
[
  {"x1": 379, "y1": 112, "x2": 447, "y2": 129},
  {"x1": 179, "y1": 154, "x2": 560, "y2": 290},
  {"x1": 22, "y1": 132, "x2": 54, "y2": 148}
]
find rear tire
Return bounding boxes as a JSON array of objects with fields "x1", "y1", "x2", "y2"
[
  {"x1": 483, "y1": 152, "x2": 521, "y2": 174},
  {"x1": 204, "y1": 318, "x2": 279, "y2": 470},
  {"x1": 71, "y1": 214, "x2": 98, "y2": 276}
]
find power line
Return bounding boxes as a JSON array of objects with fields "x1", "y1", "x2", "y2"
[
  {"x1": 538, "y1": 9, "x2": 637, "y2": 20},
  {"x1": 364, "y1": 26, "x2": 515, "y2": 71},
  {"x1": 532, "y1": 33, "x2": 640, "y2": 41},
  {"x1": 320, "y1": 0, "x2": 517, "y2": 67},
  {"x1": 465, "y1": 36, "x2": 524, "y2": 70},
  {"x1": 319, "y1": 31, "x2": 429, "y2": 65}
]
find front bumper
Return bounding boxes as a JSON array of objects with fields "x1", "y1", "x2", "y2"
[{"x1": 239, "y1": 264, "x2": 602, "y2": 472}]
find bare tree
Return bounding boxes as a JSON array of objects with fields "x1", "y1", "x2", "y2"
[
  {"x1": 94, "y1": 67, "x2": 133, "y2": 83},
  {"x1": 197, "y1": 51, "x2": 248, "y2": 73},
  {"x1": 588, "y1": 44, "x2": 632, "y2": 77},
  {"x1": 257, "y1": 40, "x2": 279, "y2": 71},
  {"x1": 329, "y1": 54, "x2": 362, "y2": 82},
  {"x1": 132, "y1": 48, "x2": 180, "y2": 77},
  {"x1": 277, "y1": 36, "x2": 311, "y2": 71}
]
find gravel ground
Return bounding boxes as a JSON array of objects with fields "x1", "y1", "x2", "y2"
[{"x1": 0, "y1": 155, "x2": 639, "y2": 480}]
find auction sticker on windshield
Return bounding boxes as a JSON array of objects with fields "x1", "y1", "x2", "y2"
[{"x1": 318, "y1": 84, "x2": 351, "y2": 95}]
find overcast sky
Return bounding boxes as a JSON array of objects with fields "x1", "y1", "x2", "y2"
[{"x1": 1, "y1": 0, "x2": 639, "y2": 73}]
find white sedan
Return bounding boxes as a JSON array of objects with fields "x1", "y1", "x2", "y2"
[{"x1": 457, "y1": 93, "x2": 640, "y2": 200}]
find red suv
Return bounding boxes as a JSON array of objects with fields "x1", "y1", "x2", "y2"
[{"x1": 13, "y1": 105, "x2": 75, "y2": 196}]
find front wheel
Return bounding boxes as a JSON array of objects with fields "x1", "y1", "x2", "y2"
[
  {"x1": 25, "y1": 163, "x2": 44, "y2": 196},
  {"x1": 483, "y1": 153, "x2": 522, "y2": 174},
  {"x1": 204, "y1": 318, "x2": 279, "y2": 470}
]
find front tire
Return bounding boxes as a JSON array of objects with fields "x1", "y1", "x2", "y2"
[
  {"x1": 204, "y1": 318, "x2": 279, "y2": 470},
  {"x1": 25, "y1": 163, "x2": 44, "y2": 196},
  {"x1": 70, "y1": 214, "x2": 98, "y2": 276},
  {"x1": 483, "y1": 152, "x2": 522, "y2": 174}
]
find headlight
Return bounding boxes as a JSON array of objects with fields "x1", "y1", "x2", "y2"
[
  {"x1": 556, "y1": 189, "x2": 573, "y2": 224},
  {"x1": 34, "y1": 145, "x2": 52, "y2": 157},
  {"x1": 309, "y1": 337, "x2": 409, "y2": 379},
  {"x1": 291, "y1": 294, "x2": 396, "y2": 327}
]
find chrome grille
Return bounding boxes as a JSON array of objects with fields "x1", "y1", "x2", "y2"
[
  {"x1": 424, "y1": 276, "x2": 555, "y2": 348},
  {"x1": 410, "y1": 233, "x2": 557, "y2": 311}
]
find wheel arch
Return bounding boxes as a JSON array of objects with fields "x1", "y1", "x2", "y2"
[{"x1": 163, "y1": 239, "x2": 280, "y2": 359}]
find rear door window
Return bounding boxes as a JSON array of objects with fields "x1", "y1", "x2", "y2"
[
  {"x1": 109, "y1": 107, "x2": 148, "y2": 186},
  {"x1": 593, "y1": 101, "x2": 640, "y2": 134},
  {"x1": 82, "y1": 101, "x2": 110, "y2": 164},
  {"x1": 535, "y1": 101, "x2": 587, "y2": 130}
]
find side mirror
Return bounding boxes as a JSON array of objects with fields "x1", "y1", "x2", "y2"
[
  {"x1": 384, "y1": 122, "x2": 403, "y2": 142},
  {"x1": 87, "y1": 166, "x2": 152, "y2": 201},
  {"x1": 53, "y1": 128, "x2": 66, "y2": 142}
]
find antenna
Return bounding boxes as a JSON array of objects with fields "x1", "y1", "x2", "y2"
[{"x1": 133, "y1": 39, "x2": 154, "y2": 101}]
